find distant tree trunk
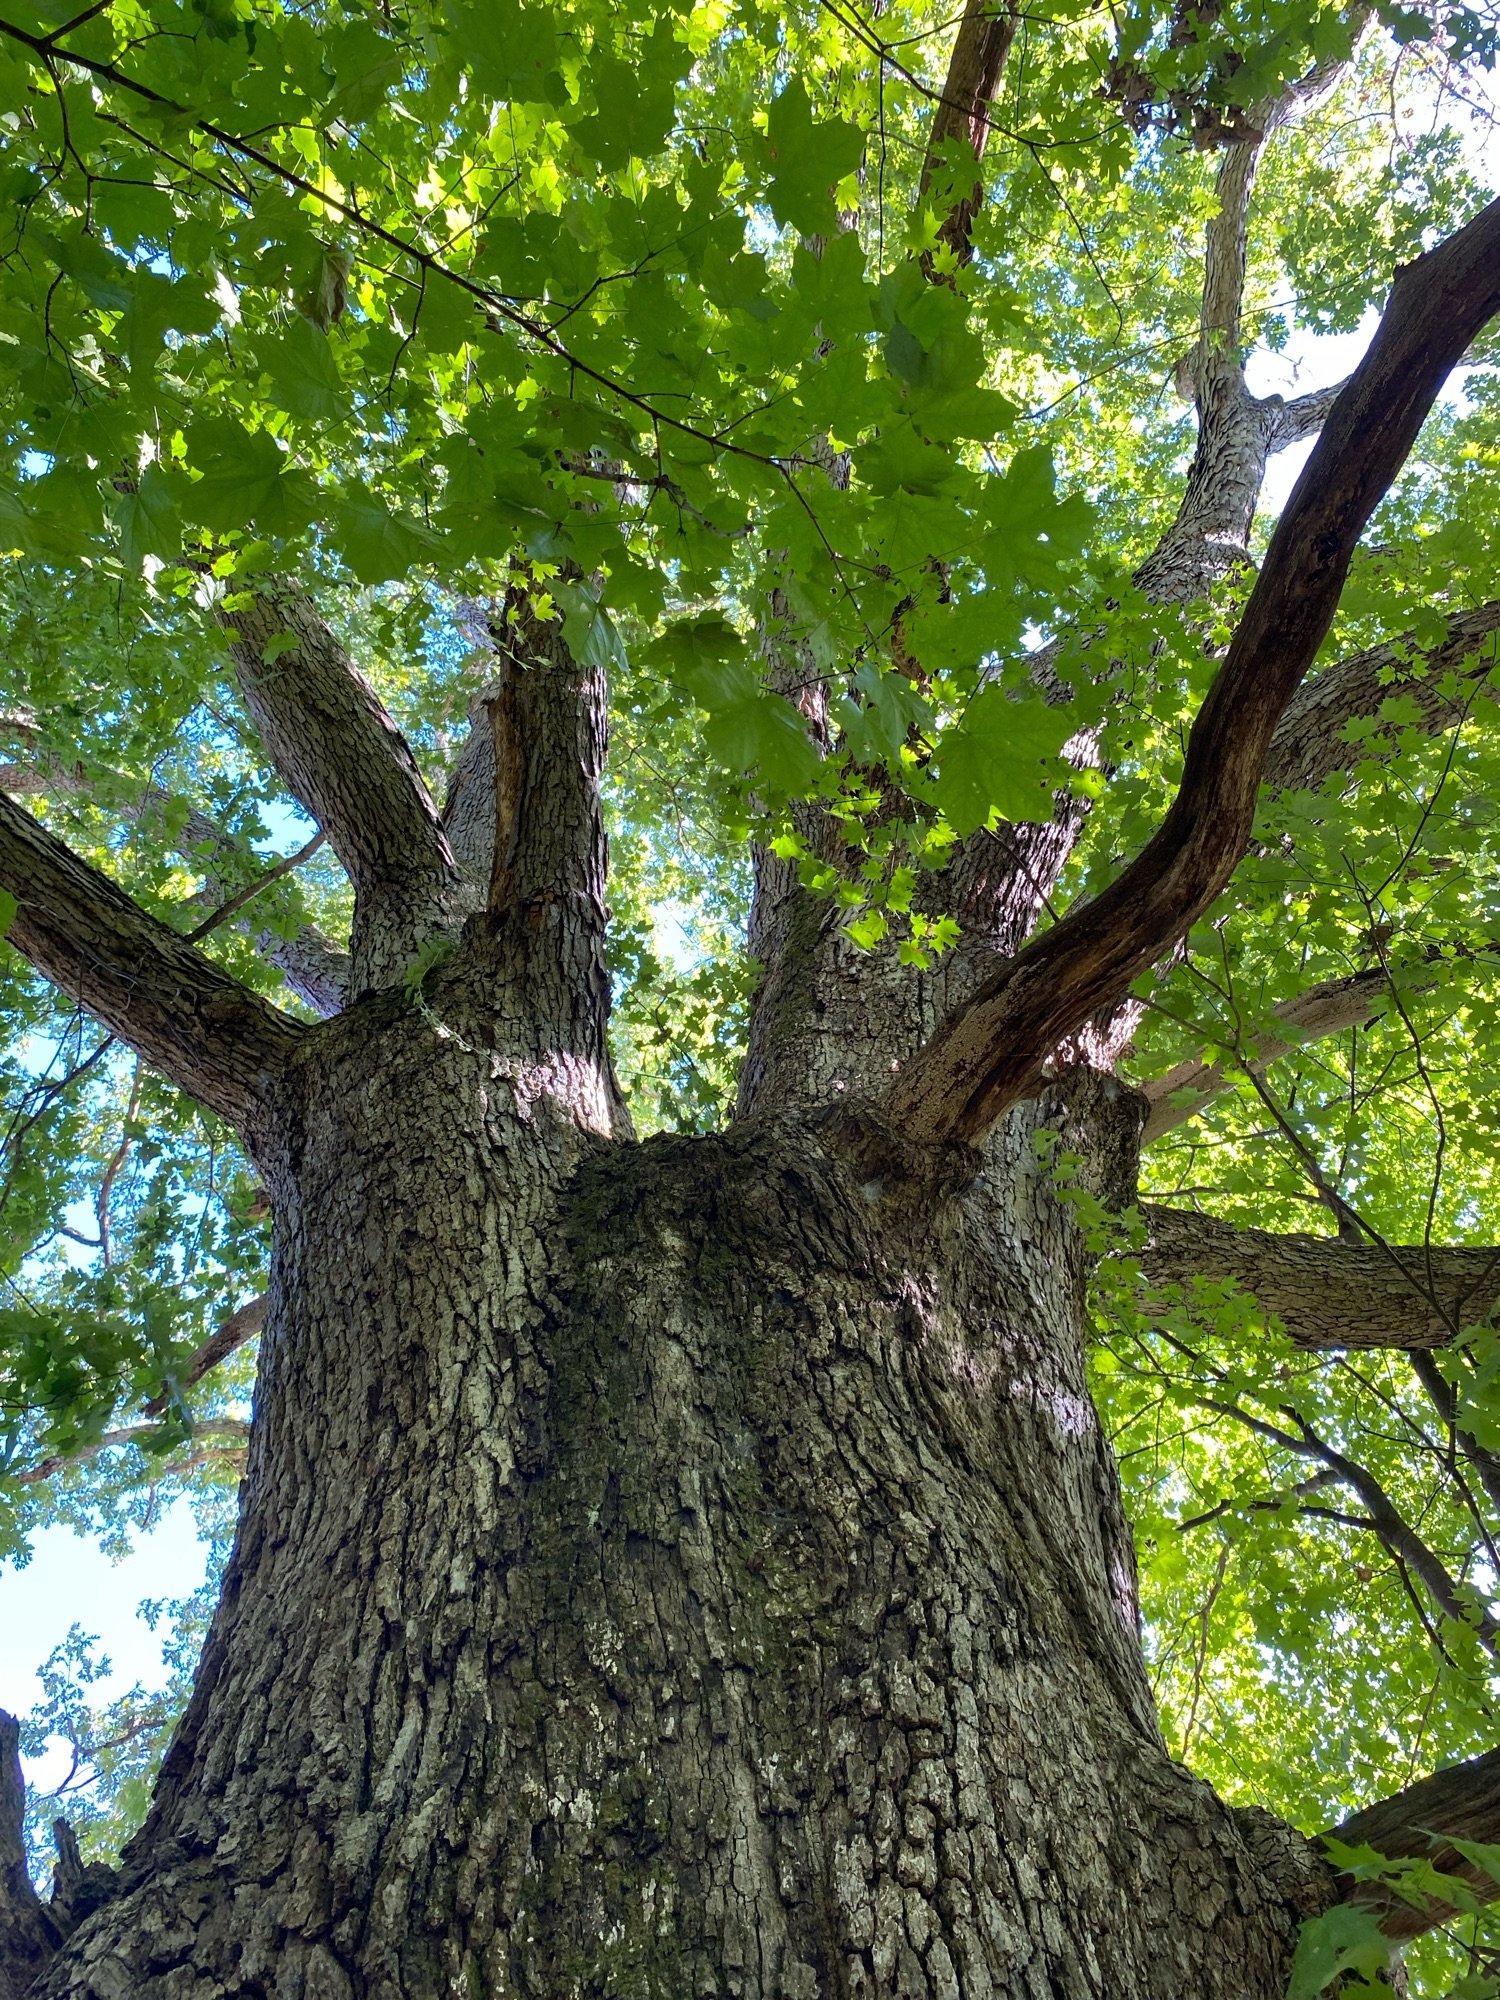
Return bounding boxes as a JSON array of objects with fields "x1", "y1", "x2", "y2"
[{"x1": 31, "y1": 981, "x2": 1327, "y2": 1999}]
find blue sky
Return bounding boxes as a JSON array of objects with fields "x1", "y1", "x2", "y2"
[{"x1": 2, "y1": 1501, "x2": 207, "y2": 1792}]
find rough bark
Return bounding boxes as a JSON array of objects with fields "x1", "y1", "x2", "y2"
[
  {"x1": 443, "y1": 589, "x2": 632, "y2": 1142},
  {"x1": 1265, "y1": 597, "x2": 1500, "y2": 795},
  {"x1": 3, "y1": 35, "x2": 1494, "y2": 2000},
  {"x1": 1135, "y1": 50, "x2": 1359, "y2": 603},
  {"x1": 222, "y1": 583, "x2": 459, "y2": 996},
  {"x1": 917, "y1": 0, "x2": 1018, "y2": 264},
  {"x1": 31, "y1": 1030, "x2": 1331, "y2": 1999},
  {"x1": 737, "y1": 814, "x2": 1080, "y2": 1121},
  {"x1": 0, "y1": 789, "x2": 304, "y2": 1131},
  {"x1": 0, "y1": 1717, "x2": 57, "y2": 2000},
  {"x1": 1137, "y1": 1202, "x2": 1500, "y2": 1348},
  {"x1": 0, "y1": 753, "x2": 350, "y2": 1017},
  {"x1": 1329, "y1": 1745, "x2": 1500, "y2": 1940}
]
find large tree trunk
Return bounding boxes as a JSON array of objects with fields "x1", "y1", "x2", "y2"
[{"x1": 37, "y1": 995, "x2": 1326, "y2": 1999}]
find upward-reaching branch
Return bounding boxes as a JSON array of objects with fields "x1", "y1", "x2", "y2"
[
  {"x1": 1139, "y1": 43, "x2": 1363, "y2": 600},
  {"x1": 222, "y1": 582, "x2": 458, "y2": 993},
  {"x1": 0, "y1": 750, "x2": 349, "y2": 1017},
  {"x1": 0, "y1": 1712, "x2": 57, "y2": 1999},
  {"x1": 0, "y1": 791, "x2": 304, "y2": 1130},
  {"x1": 886, "y1": 191, "x2": 1500, "y2": 1146},
  {"x1": 439, "y1": 590, "x2": 631, "y2": 1139}
]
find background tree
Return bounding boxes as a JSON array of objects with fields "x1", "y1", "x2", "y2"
[{"x1": 1, "y1": 0, "x2": 1500, "y2": 1993}]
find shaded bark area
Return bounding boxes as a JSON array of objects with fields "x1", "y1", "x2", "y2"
[
  {"x1": 0, "y1": 1718, "x2": 58, "y2": 2000},
  {"x1": 37, "y1": 1010, "x2": 1326, "y2": 1999},
  {"x1": 222, "y1": 583, "x2": 459, "y2": 998},
  {"x1": 738, "y1": 815, "x2": 1079, "y2": 1121}
]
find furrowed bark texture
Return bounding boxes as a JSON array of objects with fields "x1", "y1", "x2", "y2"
[
  {"x1": 917, "y1": 0, "x2": 1018, "y2": 263},
  {"x1": 0, "y1": 789, "x2": 304, "y2": 1130},
  {"x1": 0, "y1": 1716, "x2": 57, "y2": 2000},
  {"x1": 1329, "y1": 1746, "x2": 1500, "y2": 1940},
  {"x1": 1137, "y1": 1203, "x2": 1500, "y2": 1348},
  {"x1": 0, "y1": 755, "x2": 349, "y2": 1015},
  {"x1": 223, "y1": 584, "x2": 459, "y2": 997},
  {"x1": 35, "y1": 1020, "x2": 1330, "y2": 1999}
]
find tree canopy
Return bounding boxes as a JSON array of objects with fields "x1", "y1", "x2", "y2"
[{"x1": 4, "y1": 0, "x2": 1500, "y2": 1988}]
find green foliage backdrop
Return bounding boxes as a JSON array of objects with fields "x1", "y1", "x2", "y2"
[{"x1": 0, "y1": 0, "x2": 1499, "y2": 1987}]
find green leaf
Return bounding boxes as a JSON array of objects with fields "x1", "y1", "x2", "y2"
[
  {"x1": 1286, "y1": 1904, "x2": 1390, "y2": 2000},
  {"x1": 114, "y1": 465, "x2": 183, "y2": 570},
  {"x1": 333, "y1": 491, "x2": 440, "y2": 584},
  {"x1": 927, "y1": 686, "x2": 1074, "y2": 834},
  {"x1": 762, "y1": 80, "x2": 863, "y2": 236},
  {"x1": 261, "y1": 317, "x2": 344, "y2": 422},
  {"x1": 187, "y1": 426, "x2": 318, "y2": 538}
]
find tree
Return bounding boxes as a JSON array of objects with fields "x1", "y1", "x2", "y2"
[{"x1": 1, "y1": 0, "x2": 1500, "y2": 1990}]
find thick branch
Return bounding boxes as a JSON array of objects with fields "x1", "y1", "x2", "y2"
[
  {"x1": 1138, "y1": 46, "x2": 1363, "y2": 600},
  {"x1": 0, "y1": 791, "x2": 304, "y2": 1129},
  {"x1": 917, "y1": 0, "x2": 1017, "y2": 262},
  {"x1": 17, "y1": 1416, "x2": 252, "y2": 1486},
  {"x1": 1328, "y1": 1747, "x2": 1500, "y2": 1940},
  {"x1": 1267, "y1": 375, "x2": 1353, "y2": 449},
  {"x1": 443, "y1": 591, "x2": 631, "y2": 1138},
  {"x1": 0, "y1": 752, "x2": 349, "y2": 1016},
  {"x1": 886, "y1": 192, "x2": 1500, "y2": 1145},
  {"x1": 222, "y1": 582, "x2": 458, "y2": 991},
  {"x1": 141, "y1": 1292, "x2": 268, "y2": 1417},
  {"x1": 1265, "y1": 598, "x2": 1500, "y2": 794},
  {"x1": 1137, "y1": 1202, "x2": 1500, "y2": 1348},
  {"x1": 0, "y1": 1713, "x2": 57, "y2": 2000}
]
